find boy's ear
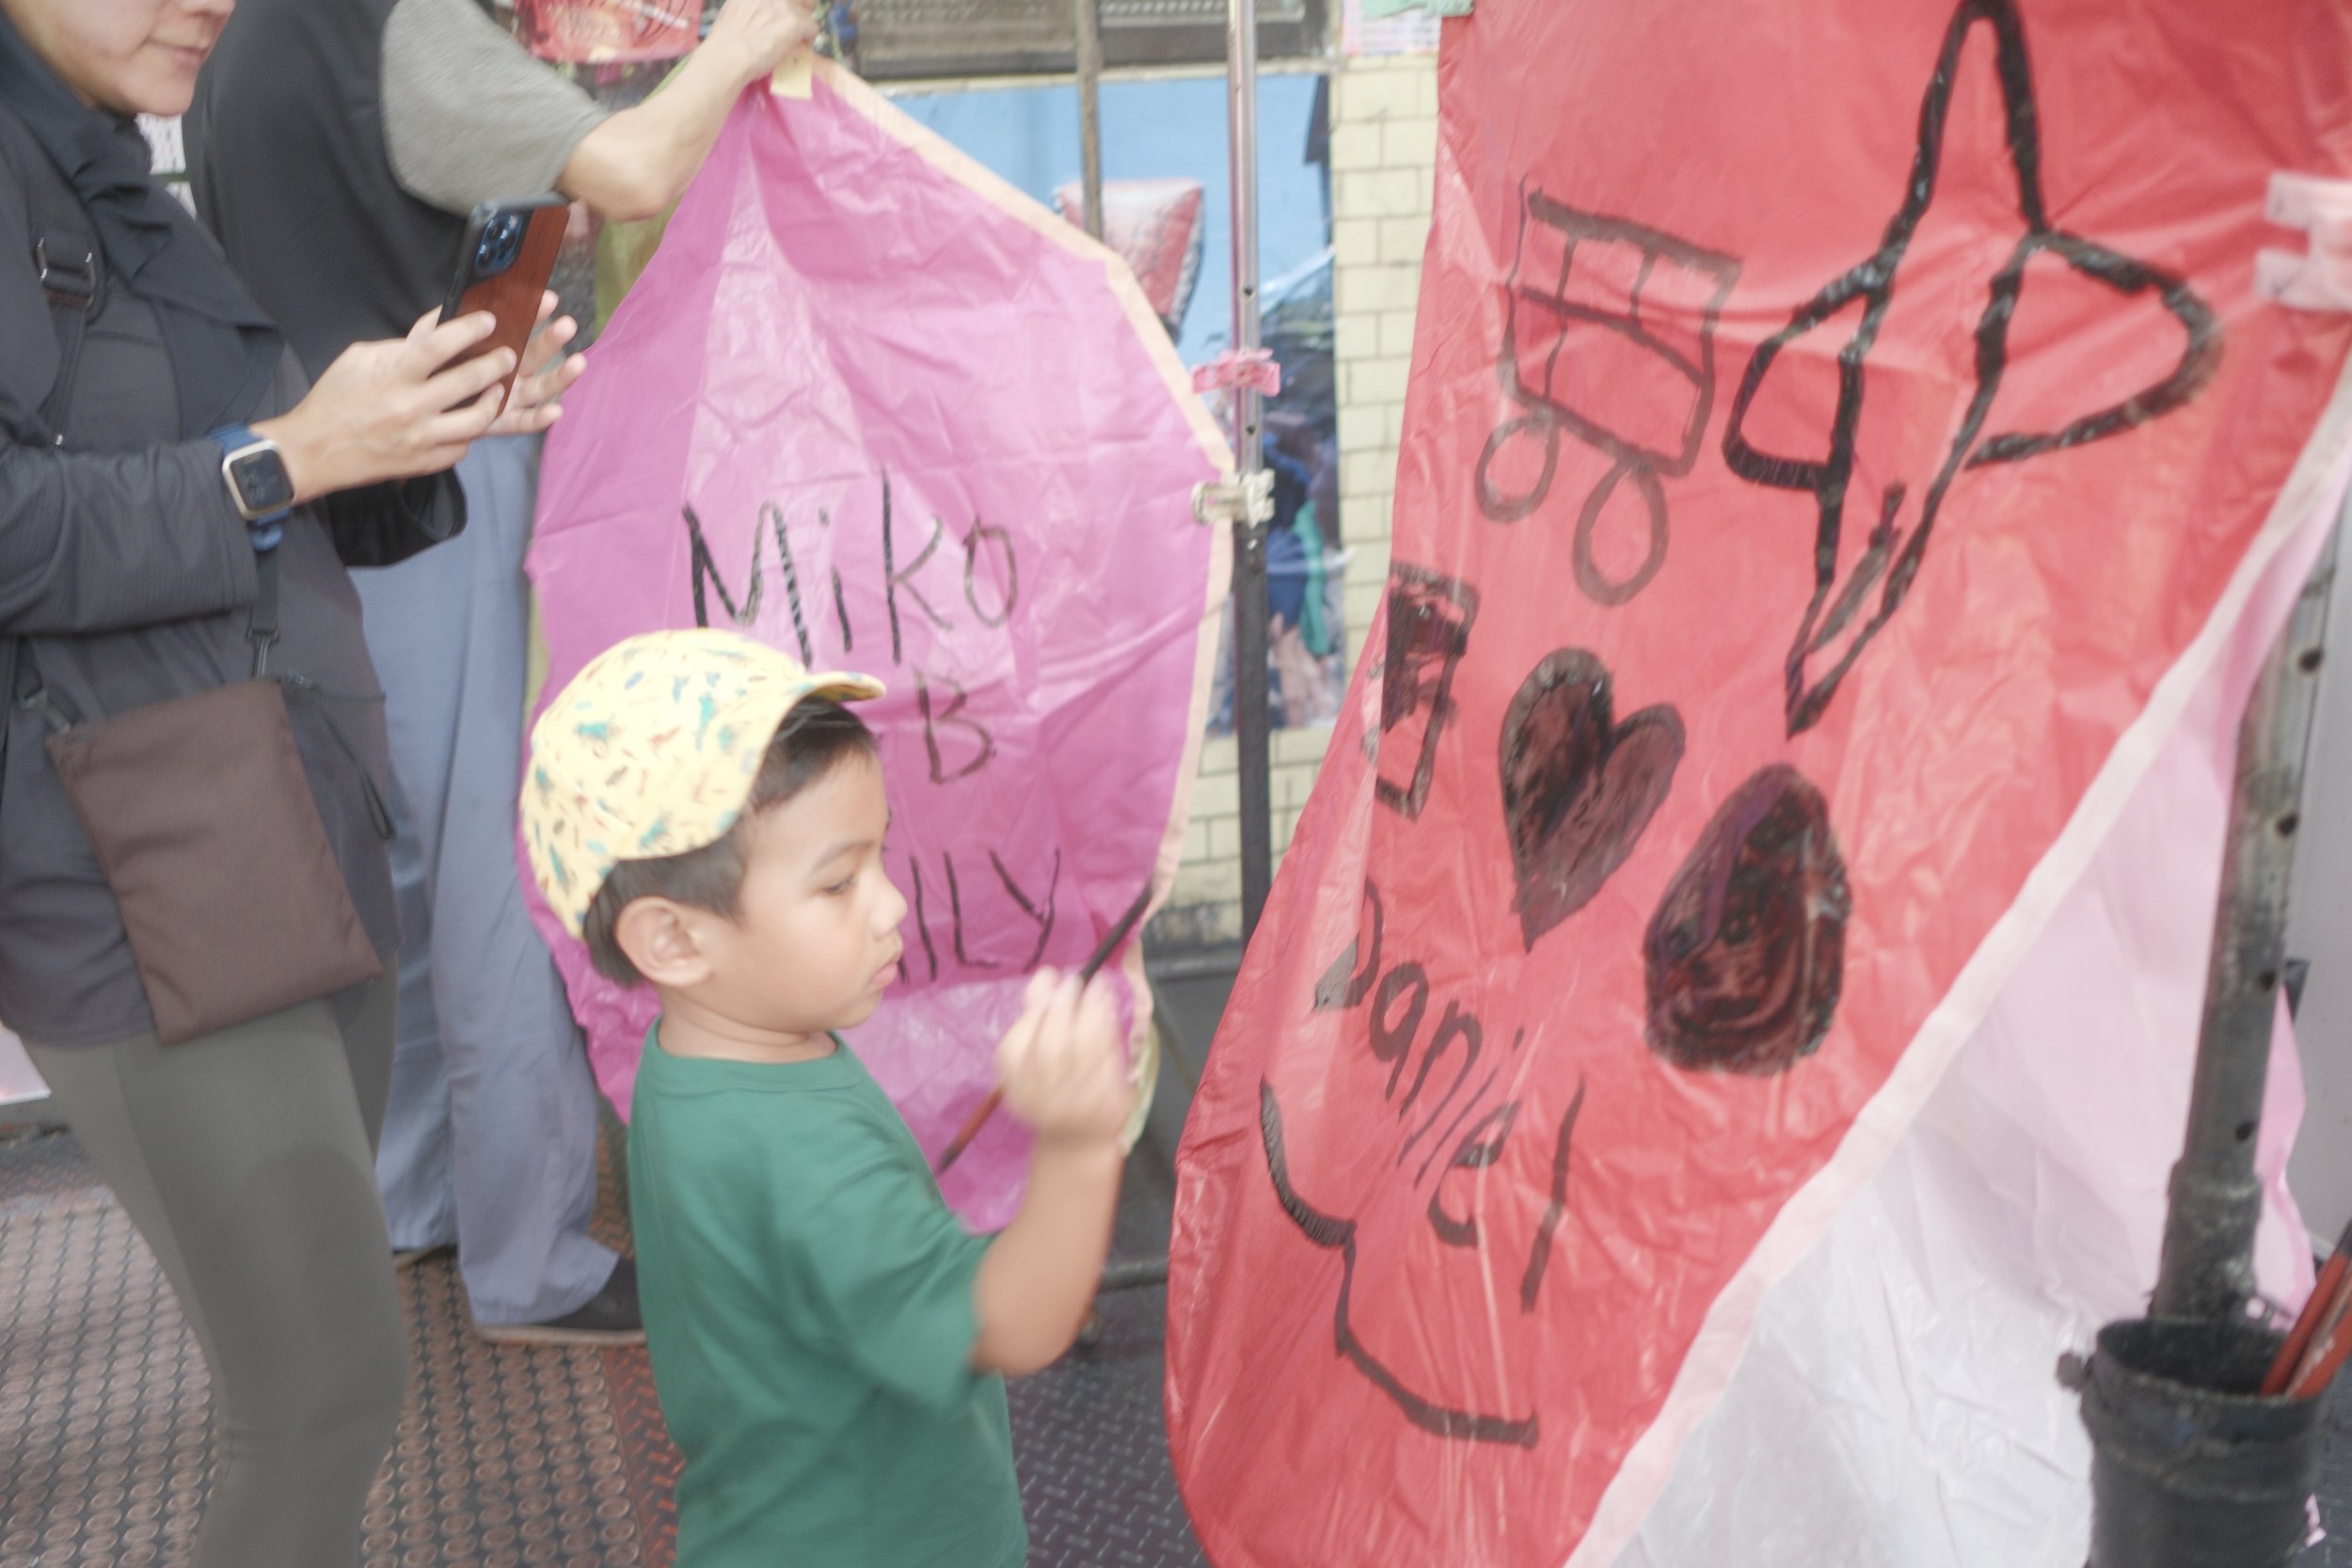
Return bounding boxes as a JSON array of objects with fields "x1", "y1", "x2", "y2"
[{"x1": 615, "y1": 897, "x2": 718, "y2": 990}]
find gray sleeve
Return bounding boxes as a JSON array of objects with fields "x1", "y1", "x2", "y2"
[{"x1": 380, "y1": 0, "x2": 612, "y2": 216}]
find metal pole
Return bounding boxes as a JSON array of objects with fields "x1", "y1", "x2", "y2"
[
  {"x1": 1226, "y1": 0, "x2": 1274, "y2": 942},
  {"x1": 2153, "y1": 521, "x2": 2340, "y2": 1321},
  {"x1": 1074, "y1": 0, "x2": 1104, "y2": 241}
]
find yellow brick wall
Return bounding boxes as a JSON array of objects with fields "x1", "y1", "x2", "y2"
[{"x1": 1155, "y1": 52, "x2": 1439, "y2": 948}]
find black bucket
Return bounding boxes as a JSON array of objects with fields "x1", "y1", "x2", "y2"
[{"x1": 2076, "y1": 1317, "x2": 2329, "y2": 1568}]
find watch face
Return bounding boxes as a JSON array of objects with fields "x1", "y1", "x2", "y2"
[{"x1": 229, "y1": 446, "x2": 295, "y2": 516}]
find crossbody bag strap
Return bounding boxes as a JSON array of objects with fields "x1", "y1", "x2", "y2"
[
  {"x1": 4, "y1": 113, "x2": 278, "y2": 710},
  {"x1": 246, "y1": 546, "x2": 280, "y2": 678},
  {"x1": 1, "y1": 104, "x2": 103, "y2": 448},
  {"x1": 30, "y1": 227, "x2": 96, "y2": 444},
  {"x1": 5, "y1": 107, "x2": 100, "y2": 731}
]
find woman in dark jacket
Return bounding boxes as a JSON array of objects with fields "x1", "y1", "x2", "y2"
[{"x1": 0, "y1": 0, "x2": 572, "y2": 1562}]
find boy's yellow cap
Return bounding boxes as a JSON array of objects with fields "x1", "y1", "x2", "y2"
[{"x1": 523, "y1": 628, "x2": 886, "y2": 938}]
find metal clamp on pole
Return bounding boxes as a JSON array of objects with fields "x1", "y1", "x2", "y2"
[
  {"x1": 1191, "y1": 468, "x2": 1276, "y2": 529},
  {"x1": 1191, "y1": 350, "x2": 1284, "y2": 529}
]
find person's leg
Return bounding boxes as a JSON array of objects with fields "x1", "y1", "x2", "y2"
[
  {"x1": 355, "y1": 434, "x2": 618, "y2": 1329},
  {"x1": 369, "y1": 770, "x2": 456, "y2": 1250},
  {"x1": 26, "y1": 977, "x2": 407, "y2": 1568},
  {"x1": 371, "y1": 771, "x2": 457, "y2": 1254},
  {"x1": 355, "y1": 516, "x2": 468, "y2": 1260},
  {"x1": 334, "y1": 972, "x2": 400, "y2": 1152}
]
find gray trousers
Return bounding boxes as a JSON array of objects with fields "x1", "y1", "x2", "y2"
[
  {"x1": 26, "y1": 978, "x2": 406, "y2": 1568},
  {"x1": 354, "y1": 434, "x2": 613, "y2": 1326}
]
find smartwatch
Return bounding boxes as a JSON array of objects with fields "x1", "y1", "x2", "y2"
[{"x1": 211, "y1": 424, "x2": 295, "y2": 550}]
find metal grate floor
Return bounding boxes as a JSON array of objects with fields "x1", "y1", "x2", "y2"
[
  {"x1": 0, "y1": 1120, "x2": 1206, "y2": 1568},
  {"x1": 7, "y1": 1106, "x2": 2347, "y2": 1567},
  {"x1": 1015, "y1": 1150, "x2": 1204, "y2": 1568}
]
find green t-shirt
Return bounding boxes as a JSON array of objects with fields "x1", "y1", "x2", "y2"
[{"x1": 628, "y1": 1026, "x2": 1026, "y2": 1568}]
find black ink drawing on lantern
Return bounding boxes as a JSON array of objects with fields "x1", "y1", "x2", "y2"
[
  {"x1": 681, "y1": 500, "x2": 822, "y2": 667},
  {"x1": 881, "y1": 472, "x2": 955, "y2": 664},
  {"x1": 899, "y1": 846, "x2": 1058, "y2": 983},
  {"x1": 1409, "y1": 1061, "x2": 1585, "y2": 1311},
  {"x1": 1518, "y1": 1075, "x2": 1585, "y2": 1312},
  {"x1": 1314, "y1": 879, "x2": 1512, "y2": 1181},
  {"x1": 989, "y1": 847, "x2": 1058, "y2": 971},
  {"x1": 1259, "y1": 1080, "x2": 1541, "y2": 1449},
  {"x1": 1720, "y1": 0, "x2": 2221, "y2": 738},
  {"x1": 1501, "y1": 649, "x2": 1684, "y2": 950},
  {"x1": 913, "y1": 668, "x2": 996, "y2": 784},
  {"x1": 686, "y1": 502, "x2": 771, "y2": 639},
  {"x1": 1278, "y1": 884, "x2": 1595, "y2": 1445},
  {"x1": 1312, "y1": 879, "x2": 1385, "y2": 1013},
  {"x1": 689, "y1": 473, "x2": 1009, "y2": 670},
  {"x1": 961, "y1": 519, "x2": 1018, "y2": 629},
  {"x1": 1477, "y1": 194, "x2": 1741, "y2": 608},
  {"x1": 1645, "y1": 765, "x2": 1851, "y2": 1076},
  {"x1": 1374, "y1": 565, "x2": 1478, "y2": 821}
]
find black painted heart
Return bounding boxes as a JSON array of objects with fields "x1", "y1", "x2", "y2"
[
  {"x1": 1499, "y1": 649, "x2": 1684, "y2": 950},
  {"x1": 1644, "y1": 764, "x2": 1851, "y2": 1076}
]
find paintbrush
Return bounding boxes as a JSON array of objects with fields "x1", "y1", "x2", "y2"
[
  {"x1": 2284, "y1": 1231, "x2": 2352, "y2": 1401},
  {"x1": 2288, "y1": 1305, "x2": 2352, "y2": 1400},
  {"x1": 932, "y1": 881, "x2": 1155, "y2": 1177},
  {"x1": 2264, "y1": 1216, "x2": 2352, "y2": 1396}
]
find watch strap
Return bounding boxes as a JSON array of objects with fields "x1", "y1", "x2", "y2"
[{"x1": 211, "y1": 423, "x2": 291, "y2": 548}]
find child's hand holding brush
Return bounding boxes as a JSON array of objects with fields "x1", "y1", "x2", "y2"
[
  {"x1": 966, "y1": 965, "x2": 1135, "y2": 1374},
  {"x1": 935, "y1": 885, "x2": 1152, "y2": 1175},
  {"x1": 996, "y1": 968, "x2": 1133, "y2": 1154}
]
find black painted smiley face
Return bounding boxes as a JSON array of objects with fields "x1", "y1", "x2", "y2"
[{"x1": 1267, "y1": 878, "x2": 1597, "y2": 1450}]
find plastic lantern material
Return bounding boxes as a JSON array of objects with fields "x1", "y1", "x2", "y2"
[
  {"x1": 1613, "y1": 495, "x2": 2334, "y2": 1566},
  {"x1": 1052, "y1": 178, "x2": 1207, "y2": 339},
  {"x1": 514, "y1": 0, "x2": 696, "y2": 64},
  {"x1": 1165, "y1": 2, "x2": 2352, "y2": 1565},
  {"x1": 522, "y1": 60, "x2": 1232, "y2": 1230}
]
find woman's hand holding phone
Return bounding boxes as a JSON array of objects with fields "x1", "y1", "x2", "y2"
[{"x1": 253, "y1": 309, "x2": 514, "y2": 505}]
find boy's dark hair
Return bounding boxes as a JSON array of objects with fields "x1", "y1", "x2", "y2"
[{"x1": 581, "y1": 698, "x2": 879, "y2": 988}]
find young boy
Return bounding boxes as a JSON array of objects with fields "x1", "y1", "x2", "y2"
[{"x1": 520, "y1": 628, "x2": 1133, "y2": 1567}]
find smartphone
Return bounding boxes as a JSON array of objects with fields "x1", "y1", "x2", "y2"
[{"x1": 438, "y1": 195, "x2": 570, "y2": 413}]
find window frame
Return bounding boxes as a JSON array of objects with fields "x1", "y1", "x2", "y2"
[{"x1": 850, "y1": 0, "x2": 1329, "y2": 82}]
